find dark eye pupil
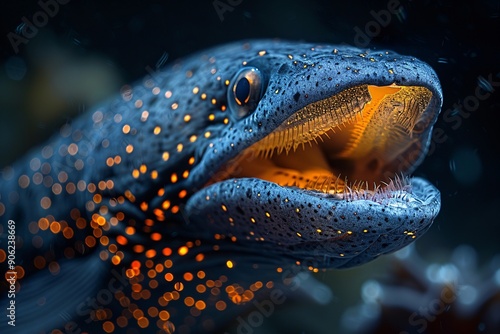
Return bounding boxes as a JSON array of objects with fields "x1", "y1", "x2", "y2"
[
  {"x1": 227, "y1": 66, "x2": 263, "y2": 120},
  {"x1": 235, "y1": 77, "x2": 250, "y2": 105}
]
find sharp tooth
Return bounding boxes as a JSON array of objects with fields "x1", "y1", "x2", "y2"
[{"x1": 252, "y1": 85, "x2": 370, "y2": 157}]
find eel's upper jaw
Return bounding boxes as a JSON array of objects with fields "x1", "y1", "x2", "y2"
[{"x1": 207, "y1": 83, "x2": 439, "y2": 199}]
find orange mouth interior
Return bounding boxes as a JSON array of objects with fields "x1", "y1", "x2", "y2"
[{"x1": 211, "y1": 84, "x2": 433, "y2": 195}]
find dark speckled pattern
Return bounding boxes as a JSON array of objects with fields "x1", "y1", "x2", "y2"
[{"x1": 0, "y1": 40, "x2": 442, "y2": 333}]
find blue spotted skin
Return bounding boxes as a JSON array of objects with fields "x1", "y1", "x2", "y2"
[{"x1": 0, "y1": 40, "x2": 442, "y2": 333}]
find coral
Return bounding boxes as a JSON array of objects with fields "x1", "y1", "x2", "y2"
[{"x1": 341, "y1": 244, "x2": 500, "y2": 333}]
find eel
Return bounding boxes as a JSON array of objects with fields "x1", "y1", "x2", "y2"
[{"x1": 0, "y1": 40, "x2": 442, "y2": 333}]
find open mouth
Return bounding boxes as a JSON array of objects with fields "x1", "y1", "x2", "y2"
[{"x1": 208, "y1": 84, "x2": 433, "y2": 200}]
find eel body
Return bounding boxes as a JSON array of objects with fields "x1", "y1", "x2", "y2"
[{"x1": 0, "y1": 40, "x2": 442, "y2": 333}]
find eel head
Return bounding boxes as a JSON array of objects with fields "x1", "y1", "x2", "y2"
[{"x1": 185, "y1": 41, "x2": 442, "y2": 269}]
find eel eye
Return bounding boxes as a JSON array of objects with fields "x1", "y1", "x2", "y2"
[{"x1": 228, "y1": 67, "x2": 264, "y2": 120}]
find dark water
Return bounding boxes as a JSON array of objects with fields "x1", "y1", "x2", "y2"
[{"x1": 0, "y1": 0, "x2": 499, "y2": 332}]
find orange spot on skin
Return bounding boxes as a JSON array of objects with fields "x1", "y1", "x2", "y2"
[
  {"x1": 148, "y1": 306, "x2": 158, "y2": 317},
  {"x1": 133, "y1": 245, "x2": 145, "y2": 253},
  {"x1": 131, "y1": 260, "x2": 141, "y2": 269},
  {"x1": 107, "y1": 243, "x2": 117, "y2": 253},
  {"x1": 62, "y1": 227, "x2": 74, "y2": 239},
  {"x1": 93, "y1": 194, "x2": 102, "y2": 204},
  {"x1": 126, "y1": 269, "x2": 135, "y2": 278},
  {"x1": 48, "y1": 261, "x2": 60, "y2": 275},
  {"x1": 159, "y1": 310, "x2": 170, "y2": 321},
  {"x1": 171, "y1": 173, "x2": 178, "y2": 183},
  {"x1": 38, "y1": 218, "x2": 50, "y2": 230},
  {"x1": 195, "y1": 300, "x2": 206, "y2": 310},
  {"x1": 178, "y1": 246, "x2": 188, "y2": 256},
  {"x1": 153, "y1": 208, "x2": 164, "y2": 220},
  {"x1": 197, "y1": 270, "x2": 206, "y2": 279},
  {"x1": 184, "y1": 297, "x2": 195, "y2": 307},
  {"x1": 216, "y1": 300, "x2": 227, "y2": 311},
  {"x1": 85, "y1": 236, "x2": 96, "y2": 247},
  {"x1": 99, "y1": 251, "x2": 109, "y2": 261},
  {"x1": 34, "y1": 256, "x2": 46, "y2": 269},
  {"x1": 145, "y1": 249, "x2": 156, "y2": 258},
  {"x1": 96, "y1": 216, "x2": 106, "y2": 226},
  {"x1": 103, "y1": 321, "x2": 115, "y2": 333},
  {"x1": 112, "y1": 255, "x2": 121, "y2": 265},
  {"x1": 40, "y1": 197, "x2": 51, "y2": 209},
  {"x1": 87, "y1": 183, "x2": 97, "y2": 193}
]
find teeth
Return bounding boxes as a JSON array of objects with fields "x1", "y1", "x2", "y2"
[
  {"x1": 336, "y1": 86, "x2": 432, "y2": 159},
  {"x1": 251, "y1": 85, "x2": 371, "y2": 157},
  {"x1": 208, "y1": 83, "x2": 432, "y2": 199}
]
